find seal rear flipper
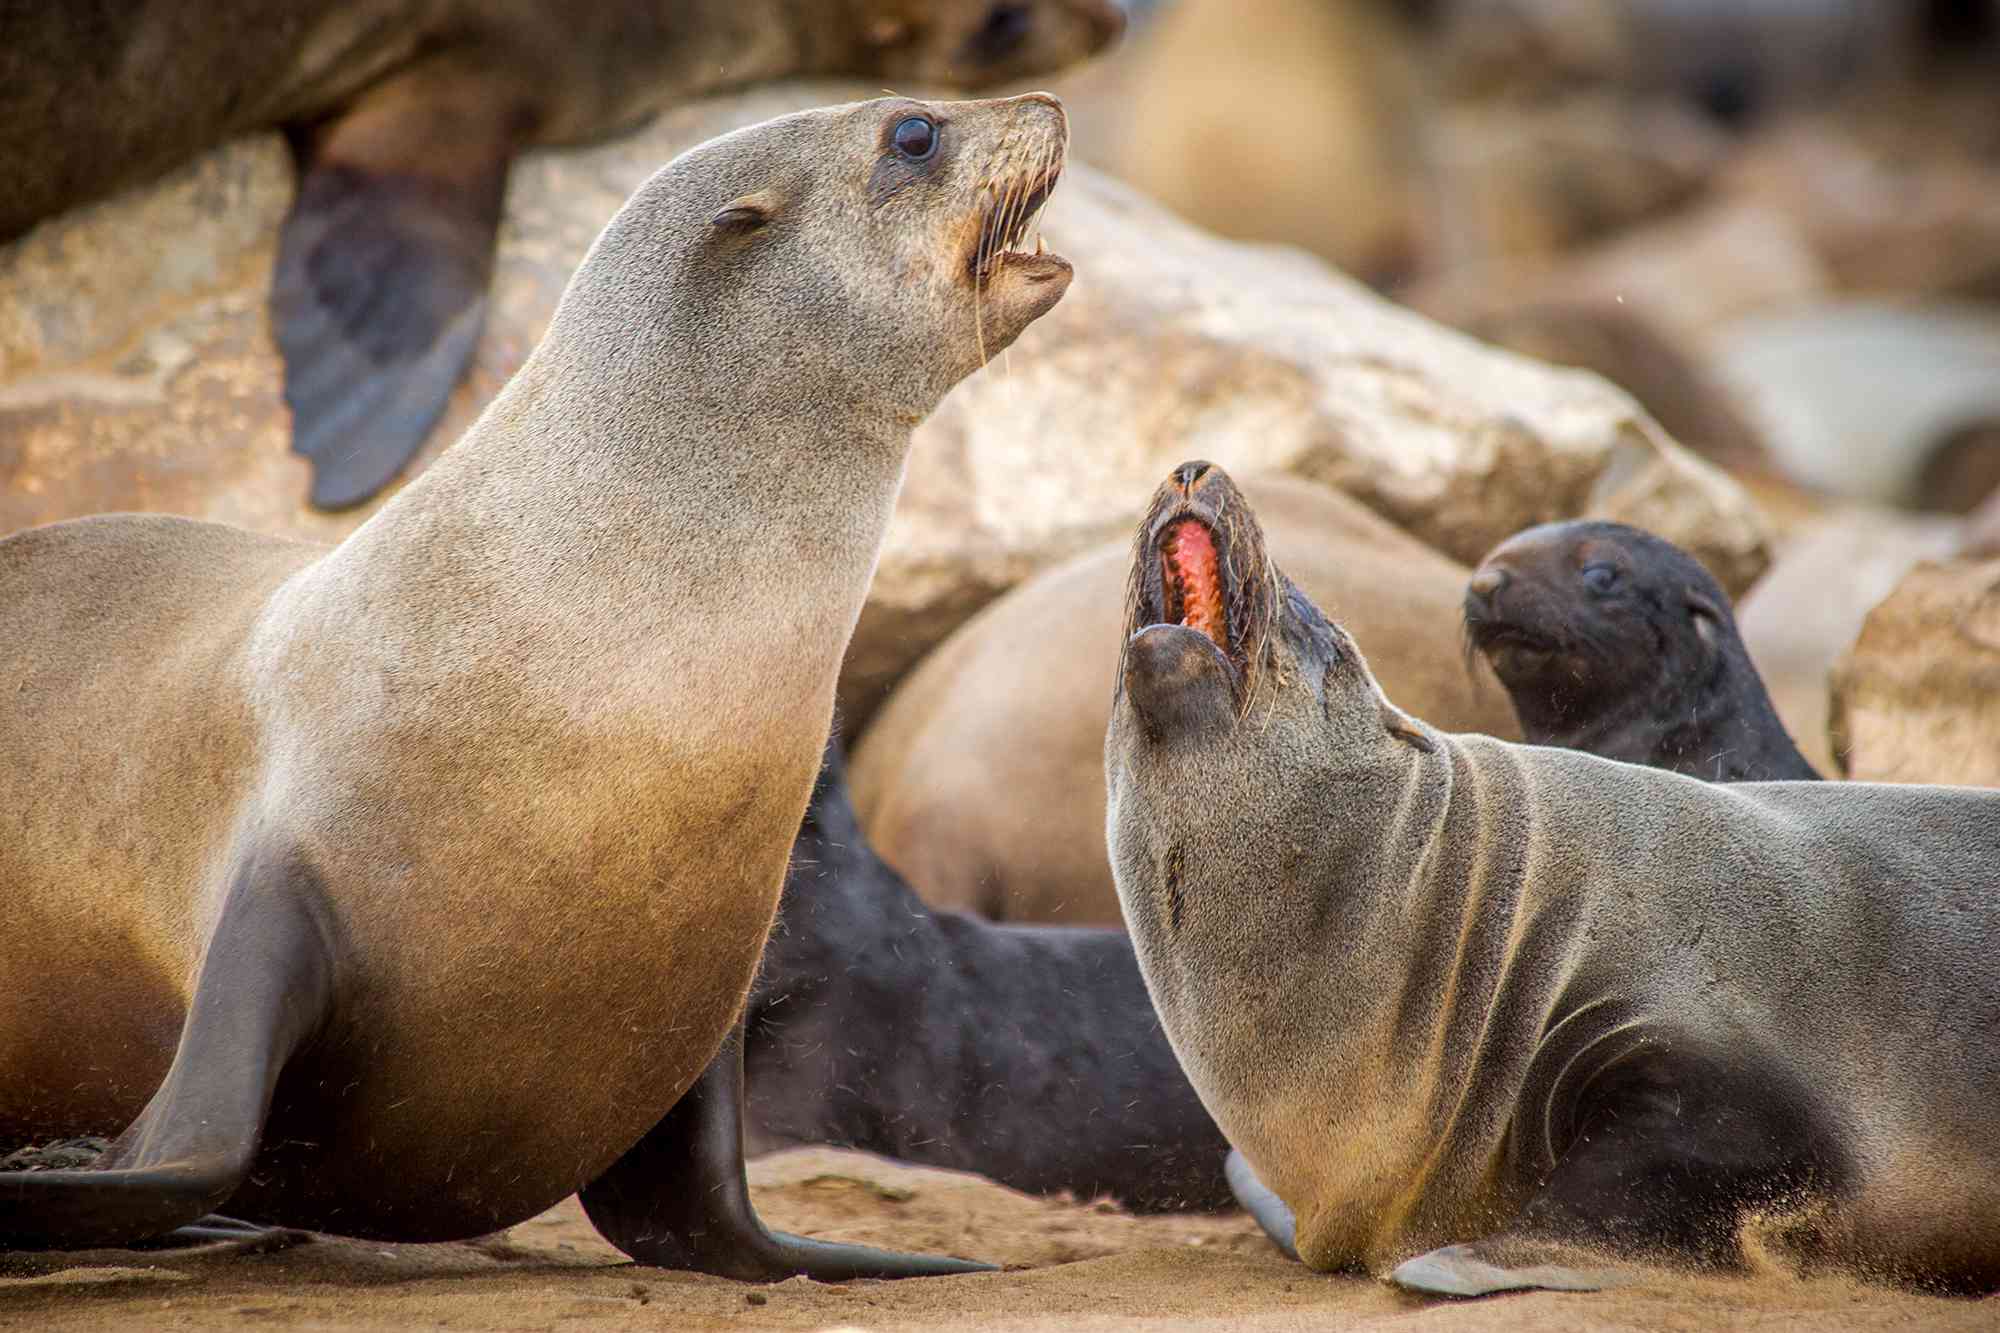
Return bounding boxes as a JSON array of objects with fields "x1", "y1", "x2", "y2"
[
  {"x1": 580, "y1": 1017, "x2": 996, "y2": 1281},
  {"x1": 0, "y1": 850, "x2": 339, "y2": 1250},
  {"x1": 272, "y1": 65, "x2": 526, "y2": 510},
  {"x1": 1225, "y1": 1148, "x2": 1300, "y2": 1262},
  {"x1": 1390, "y1": 1238, "x2": 1635, "y2": 1298}
]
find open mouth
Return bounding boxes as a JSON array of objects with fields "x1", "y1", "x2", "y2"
[
  {"x1": 969, "y1": 166, "x2": 1063, "y2": 287},
  {"x1": 1153, "y1": 516, "x2": 1235, "y2": 666}
]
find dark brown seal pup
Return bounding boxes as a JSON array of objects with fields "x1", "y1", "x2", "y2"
[
  {"x1": 1464, "y1": 519, "x2": 1818, "y2": 782},
  {"x1": 745, "y1": 739, "x2": 1232, "y2": 1213},
  {"x1": 0, "y1": 0, "x2": 1122, "y2": 509},
  {"x1": 850, "y1": 474, "x2": 1520, "y2": 927},
  {"x1": 1107, "y1": 461, "x2": 2000, "y2": 1296},
  {"x1": 0, "y1": 93, "x2": 1073, "y2": 1277}
]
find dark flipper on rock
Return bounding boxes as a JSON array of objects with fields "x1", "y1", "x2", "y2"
[
  {"x1": 272, "y1": 63, "x2": 526, "y2": 510},
  {"x1": 581, "y1": 1016, "x2": 996, "y2": 1280},
  {"x1": 1225, "y1": 1148, "x2": 1299, "y2": 1262},
  {"x1": 0, "y1": 848, "x2": 338, "y2": 1250}
]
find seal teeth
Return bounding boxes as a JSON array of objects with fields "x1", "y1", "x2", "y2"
[{"x1": 972, "y1": 164, "x2": 1063, "y2": 284}]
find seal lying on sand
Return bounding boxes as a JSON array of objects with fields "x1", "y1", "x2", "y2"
[
  {"x1": 0, "y1": 93, "x2": 1073, "y2": 1278},
  {"x1": 850, "y1": 474, "x2": 1519, "y2": 927},
  {"x1": 746, "y1": 739, "x2": 1232, "y2": 1213},
  {"x1": 1107, "y1": 461, "x2": 2000, "y2": 1296},
  {"x1": 1464, "y1": 520, "x2": 1818, "y2": 781},
  {"x1": 0, "y1": 0, "x2": 1122, "y2": 509}
]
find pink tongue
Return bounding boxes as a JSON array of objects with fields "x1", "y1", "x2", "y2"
[{"x1": 1164, "y1": 520, "x2": 1225, "y2": 650}]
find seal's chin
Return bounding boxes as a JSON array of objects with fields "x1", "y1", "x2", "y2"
[{"x1": 1123, "y1": 623, "x2": 1237, "y2": 739}]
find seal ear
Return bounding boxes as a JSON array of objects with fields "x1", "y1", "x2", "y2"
[
  {"x1": 1687, "y1": 591, "x2": 1723, "y2": 651},
  {"x1": 1381, "y1": 701, "x2": 1436, "y2": 753},
  {"x1": 712, "y1": 193, "x2": 777, "y2": 235}
]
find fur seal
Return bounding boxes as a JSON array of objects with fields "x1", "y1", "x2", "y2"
[
  {"x1": 1107, "y1": 461, "x2": 2000, "y2": 1295},
  {"x1": 1464, "y1": 520, "x2": 1818, "y2": 782},
  {"x1": 745, "y1": 739, "x2": 1232, "y2": 1213},
  {"x1": 0, "y1": 0, "x2": 1122, "y2": 510},
  {"x1": 0, "y1": 92, "x2": 1073, "y2": 1278},
  {"x1": 849, "y1": 474, "x2": 1519, "y2": 926}
]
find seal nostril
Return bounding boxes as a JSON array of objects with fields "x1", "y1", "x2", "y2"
[
  {"x1": 1173, "y1": 461, "x2": 1212, "y2": 493},
  {"x1": 1468, "y1": 567, "x2": 1508, "y2": 601}
]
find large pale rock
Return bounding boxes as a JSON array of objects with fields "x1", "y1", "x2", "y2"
[
  {"x1": 1736, "y1": 507, "x2": 1964, "y2": 777},
  {"x1": 1711, "y1": 300, "x2": 2000, "y2": 511},
  {"x1": 1, "y1": 80, "x2": 1769, "y2": 727},
  {"x1": 1828, "y1": 557, "x2": 2000, "y2": 787}
]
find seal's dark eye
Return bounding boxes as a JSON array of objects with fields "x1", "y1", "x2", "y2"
[
  {"x1": 1581, "y1": 563, "x2": 1619, "y2": 594},
  {"x1": 892, "y1": 116, "x2": 938, "y2": 162}
]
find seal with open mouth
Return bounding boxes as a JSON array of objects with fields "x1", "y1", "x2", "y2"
[
  {"x1": 0, "y1": 93, "x2": 1070, "y2": 1277},
  {"x1": 1464, "y1": 520, "x2": 1818, "y2": 782},
  {"x1": 1107, "y1": 461, "x2": 2000, "y2": 1296},
  {"x1": 847, "y1": 474, "x2": 1521, "y2": 927}
]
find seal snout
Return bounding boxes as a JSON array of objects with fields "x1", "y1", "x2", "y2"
[{"x1": 965, "y1": 93, "x2": 1069, "y2": 294}]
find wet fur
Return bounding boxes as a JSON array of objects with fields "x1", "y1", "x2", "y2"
[{"x1": 1107, "y1": 466, "x2": 2000, "y2": 1291}]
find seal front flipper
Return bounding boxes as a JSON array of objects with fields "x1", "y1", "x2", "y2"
[
  {"x1": 273, "y1": 63, "x2": 527, "y2": 510},
  {"x1": 1225, "y1": 1149, "x2": 1299, "y2": 1261},
  {"x1": 580, "y1": 1017, "x2": 995, "y2": 1280},
  {"x1": 1391, "y1": 1046, "x2": 1835, "y2": 1299},
  {"x1": 0, "y1": 848, "x2": 338, "y2": 1249}
]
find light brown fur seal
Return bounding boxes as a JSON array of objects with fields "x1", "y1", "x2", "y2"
[
  {"x1": 0, "y1": 93, "x2": 1073, "y2": 1278},
  {"x1": 0, "y1": 0, "x2": 1122, "y2": 510},
  {"x1": 1107, "y1": 461, "x2": 2000, "y2": 1296},
  {"x1": 849, "y1": 473, "x2": 1519, "y2": 926}
]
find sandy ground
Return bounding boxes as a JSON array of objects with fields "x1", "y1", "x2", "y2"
[{"x1": 3, "y1": 1148, "x2": 1993, "y2": 1332}]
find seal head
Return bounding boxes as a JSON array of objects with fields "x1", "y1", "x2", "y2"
[
  {"x1": 1463, "y1": 520, "x2": 1815, "y2": 781},
  {"x1": 1116, "y1": 460, "x2": 1423, "y2": 760},
  {"x1": 574, "y1": 92, "x2": 1072, "y2": 419}
]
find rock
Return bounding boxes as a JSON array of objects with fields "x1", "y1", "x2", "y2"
[
  {"x1": 1736, "y1": 507, "x2": 1965, "y2": 777},
  {"x1": 0, "y1": 79, "x2": 1770, "y2": 731},
  {"x1": 1724, "y1": 120, "x2": 2000, "y2": 301},
  {"x1": 1410, "y1": 198, "x2": 1831, "y2": 353},
  {"x1": 1711, "y1": 300, "x2": 2000, "y2": 510},
  {"x1": 1402, "y1": 200, "x2": 1826, "y2": 476},
  {"x1": 1828, "y1": 556, "x2": 2000, "y2": 787},
  {"x1": 1421, "y1": 95, "x2": 1726, "y2": 270}
]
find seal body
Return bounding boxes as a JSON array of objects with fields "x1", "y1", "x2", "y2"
[
  {"x1": 745, "y1": 741, "x2": 1232, "y2": 1213},
  {"x1": 1, "y1": 93, "x2": 1072, "y2": 1276},
  {"x1": 1106, "y1": 462, "x2": 2000, "y2": 1294},
  {"x1": 1465, "y1": 519, "x2": 1817, "y2": 781},
  {"x1": 850, "y1": 474, "x2": 1519, "y2": 926},
  {"x1": 0, "y1": 0, "x2": 1121, "y2": 509}
]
